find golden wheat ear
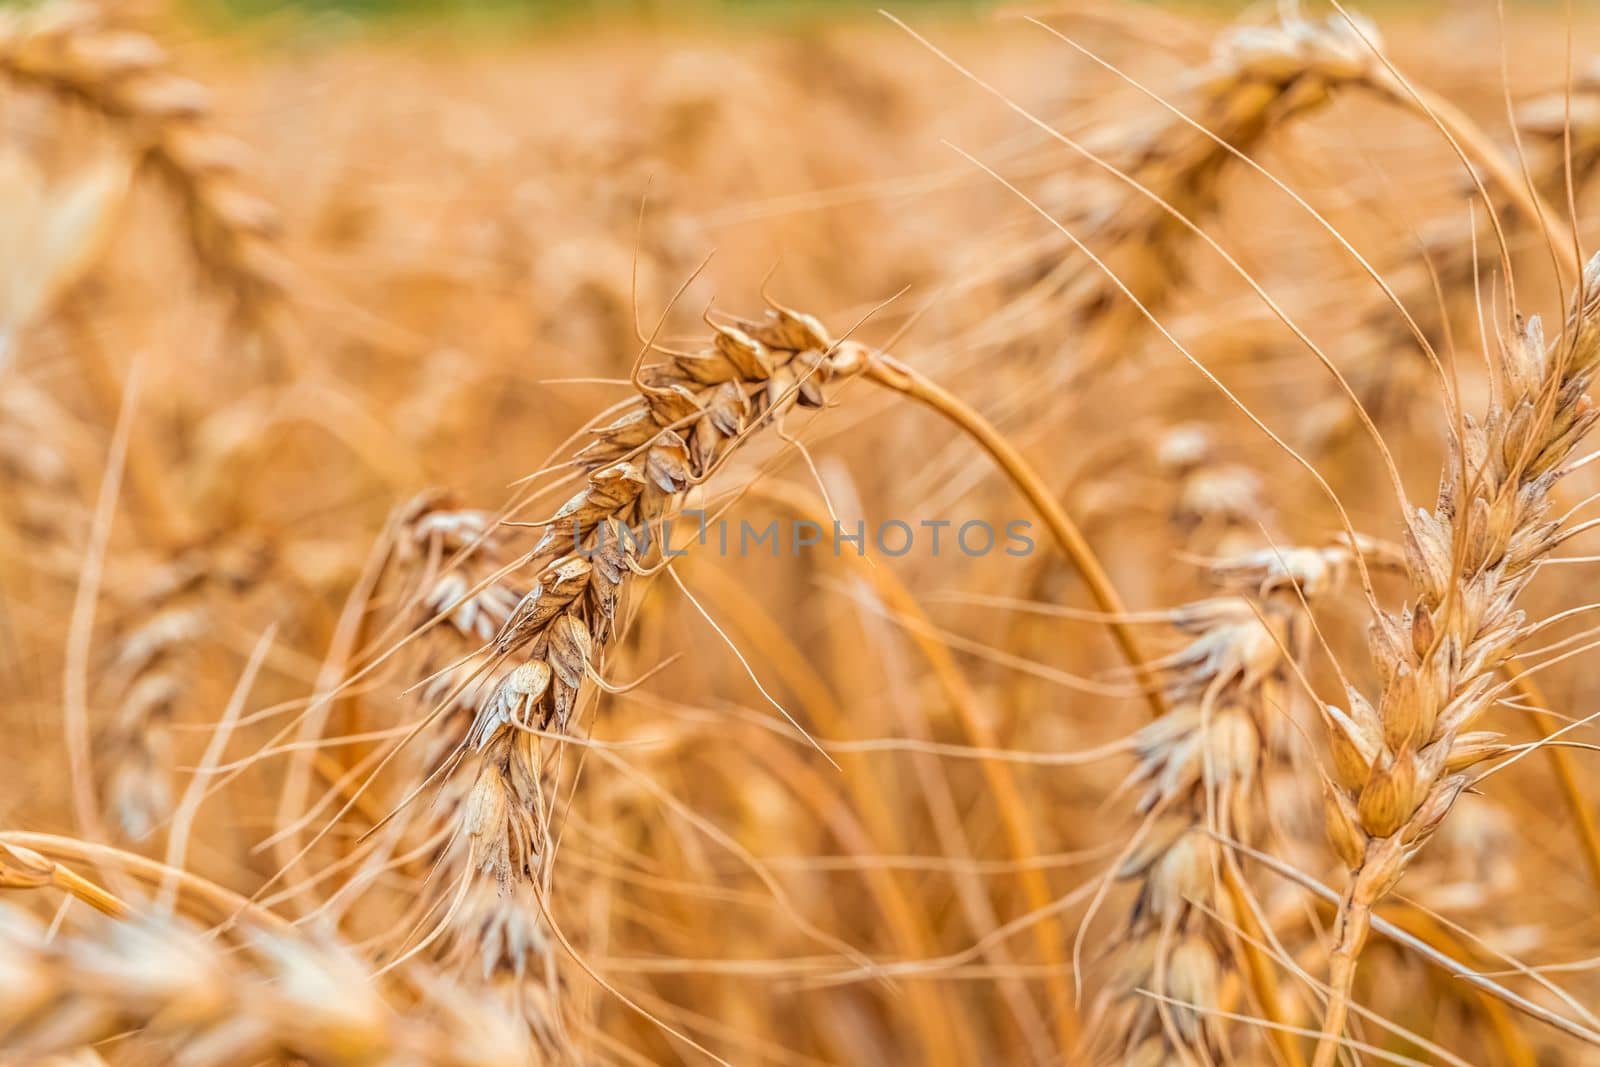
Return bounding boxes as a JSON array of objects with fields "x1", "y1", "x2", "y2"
[
  {"x1": 343, "y1": 306, "x2": 872, "y2": 1061},
  {"x1": 0, "y1": 3, "x2": 289, "y2": 318},
  {"x1": 1519, "y1": 61, "x2": 1600, "y2": 204},
  {"x1": 0, "y1": 897, "x2": 547, "y2": 1065},
  {"x1": 1313, "y1": 253, "x2": 1600, "y2": 1065}
]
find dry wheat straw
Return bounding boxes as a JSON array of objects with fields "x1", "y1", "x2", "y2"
[
  {"x1": 751, "y1": 478, "x2": 1085, "y2": 1059},
  {"x1": 1312, "y1": 252, "x2": 1600, "y2": 1065}
]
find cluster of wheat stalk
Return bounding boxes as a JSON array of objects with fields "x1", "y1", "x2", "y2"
[{"x1": 6, "y1": 0, "x2": 1600, "y2": 1064}]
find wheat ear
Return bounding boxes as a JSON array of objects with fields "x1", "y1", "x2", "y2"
[
  {"x1": 97, "y1": 539, "x2": 268, "y2": 842},
  {"x1": 1519, "y1": 60, "x2": 1600, "y2": 203},
  {"x1": 447, "y1": 301, "x2": 865, "y2": 901},
  {"x1": 0, "y1": 2, "x2": 288, "y2": 314},
  {"x1": 0, "y1": 901, "x2": 540, "y2": 1066},
  {"x1": 1312, "y1": 252, "x2": 1600, "y2": 1065},
  {"x1": 1075, "y1": 18, "x2": 1388, "y2": 324},
  {"x1": 348, "y1": 304, "x2": 873, "y2": 1064},
  {"x1": 1101, "y1": 538, "x2": 1355, "y2": 1066}
]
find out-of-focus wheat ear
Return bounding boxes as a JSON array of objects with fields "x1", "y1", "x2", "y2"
[
  {"x1": 1076, "y1": 18, "x2": 1386, "y2": 335},
  {"x1": 1311, "y1": 253, "x2": 1600, "y2": 1067},
  {"x1": 1014, "y1": 14, "x2": 1577, "y2": 372},
  {"x1": 1096, "y1": 542, "x2": 1356, "y2": 1067},
  {"x1": 1519, "y1": 60, "x2": 1600, "y2": 204},
  {"x1": 97, "y1": 539, "x2": 270, "y2": 843},
  {"x1": 0, "y1": 3, "x2": 290, "y2": 321},
  {"x1": 955, "y1": 16, "x2": 1382, "y2": 380},
  {"x1": 0, "y1": 901, "x2": 544, "y2": 1066},
  {"x1": 0, "y1": 148, "x2": 124, "y2": 569},
  {"x1": 0, "y1": 146, "x2": 126, "y2": 370},
  {"x1": 0, "y1": 379, "x2": 90, "y2": 572}
]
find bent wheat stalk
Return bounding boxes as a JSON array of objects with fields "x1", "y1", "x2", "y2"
[{"x1": 863, "y1": 352, "x2": 1166, "y2": 718}]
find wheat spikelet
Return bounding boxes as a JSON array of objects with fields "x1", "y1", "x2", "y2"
[
  {"x1": 0, "y1": 2, "x2": 288, "y2": 314},
  {"x1": 1156, "y1": 423, "x2": 1273, "y2": 558},
  {"x1": 1311, "y1": 252, "x2": 1600, "y2": 1064}
]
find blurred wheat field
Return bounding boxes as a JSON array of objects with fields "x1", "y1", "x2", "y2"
[{"x1": 6, "y1": 0, "x2": 1600, "y2": 1064}]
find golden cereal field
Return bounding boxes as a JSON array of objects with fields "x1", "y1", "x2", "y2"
[{"x1": 5, "y1": 1, "x2": 1600, "y2": 1063}]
